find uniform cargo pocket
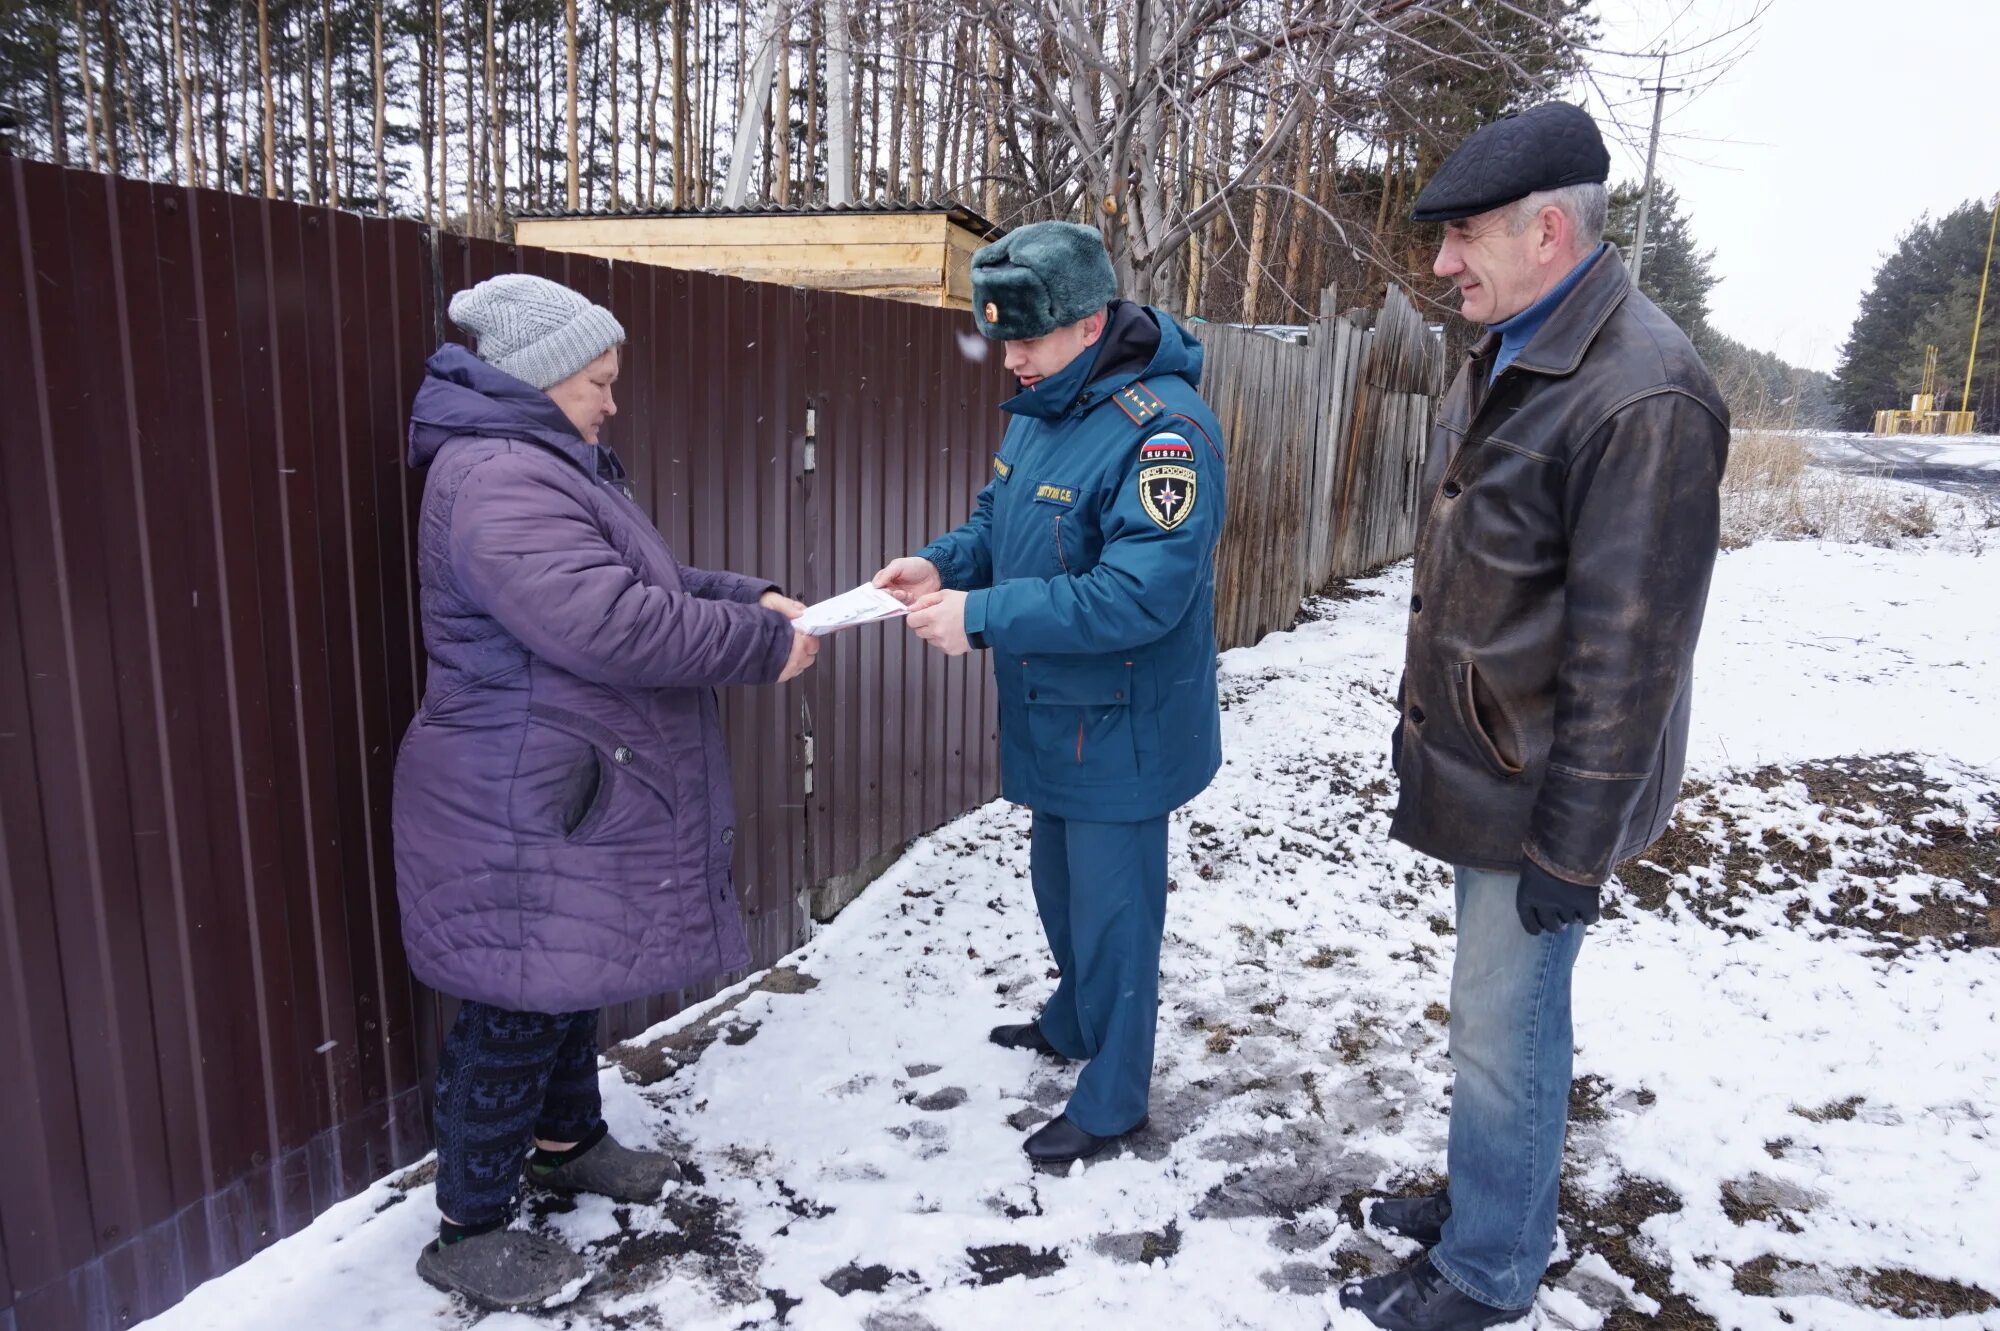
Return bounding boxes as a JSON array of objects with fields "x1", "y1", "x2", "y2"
[
  {"x1": 1023, "y1": 659, "x2": 1139, "y2": 783},
  {"x1": 1450, "y1": 661, "x2": 1525, "y2": 779}
]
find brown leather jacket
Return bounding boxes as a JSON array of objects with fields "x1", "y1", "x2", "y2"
[{"x1": 1389, "y1": 248, "x2": 1728, "y2": 886}]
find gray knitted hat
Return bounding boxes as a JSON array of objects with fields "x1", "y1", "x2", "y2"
[{"x1": 447, "y1": 273, "x2": 626, "y2": 390}]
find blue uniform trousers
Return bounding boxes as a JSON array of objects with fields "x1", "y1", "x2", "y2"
[{"x1": 1029, "y1": 810, "x2": 1169, "y2": 1136}]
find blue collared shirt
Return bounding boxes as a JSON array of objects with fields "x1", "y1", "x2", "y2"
[{"x1": 1488, "y1": 243, "x2": 1609, "y2": 382}]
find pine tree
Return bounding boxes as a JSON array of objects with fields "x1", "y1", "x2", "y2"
[{"x1": 1835, "y1": 201, "x2": 2000, "y2": 431}]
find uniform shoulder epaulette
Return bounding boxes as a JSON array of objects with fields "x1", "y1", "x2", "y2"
[{"x1": 1112, "y1": 380, "x2": 1166, "y2": 425}]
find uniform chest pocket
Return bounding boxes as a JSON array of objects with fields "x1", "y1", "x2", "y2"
[
  {"x1": 1030, "y1": 480, "x2": 1095, "y2": 573},
  {"x1": 1023, "y1": 659, "x2": 1138, "y2": 783}
]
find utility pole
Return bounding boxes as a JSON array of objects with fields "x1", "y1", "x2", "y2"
[
  {"x1": 1630, "y1": 52, "x2": 1681, "y2": 288},
  {"x1": 1961, "y1": 191, "x2": 1997, "y2": 416}
]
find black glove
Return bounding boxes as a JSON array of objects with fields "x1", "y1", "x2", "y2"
[{"x1": 1515, "y1": 858, "x2": 1600, "y2": 935}]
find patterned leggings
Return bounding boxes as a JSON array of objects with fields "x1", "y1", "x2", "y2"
[{"x1": 433, "y1": 1002, "x2": 604, "y2": 1225}]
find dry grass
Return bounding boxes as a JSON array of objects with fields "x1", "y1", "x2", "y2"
[{"x1": 1721, "y1": 431, "x2": 1940, "y2": 548}]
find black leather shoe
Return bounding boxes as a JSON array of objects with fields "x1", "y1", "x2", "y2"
[
  {"x1": 1022, "y1": 1113, "x2": 1146, "y2": 1165},
  {"x1": 988, "y1": 1021, "x2": 1070, "y2": 1059},
  {"x1": 1368, "y1": 1190, "x2": 1452, "y2": 1246},
  {"x1": 1338, "y1": 1254, "x2": 1526, "y2": 1330}
]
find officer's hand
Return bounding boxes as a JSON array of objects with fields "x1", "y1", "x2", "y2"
[
  {"x1": 907, "y1": 591, "x2": 971, "y2": 656},
  {"x1": 777, "y1": 630, "x2": 820, "y2": 683},
  {"x1": 760, "y1": 591, "x2": 806, "y2": 619},
  {"x1": 1515, "y1": 859, "x2": 1600, "y2": 936},
  {"x1": 873, "y1": 557, "x2": 943, "y2": 606}
]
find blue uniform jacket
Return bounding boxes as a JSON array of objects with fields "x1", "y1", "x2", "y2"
[{"x1": 918, "y1": 306, "x2": 1226, "y2": 823}]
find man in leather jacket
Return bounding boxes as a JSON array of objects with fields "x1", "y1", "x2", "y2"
[{"x1": 1341, "y1": 104, "x2": 1729, "y2": 1331}]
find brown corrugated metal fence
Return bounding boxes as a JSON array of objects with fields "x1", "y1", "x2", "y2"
[
  {"x1": 0, "y1": 156, "x2": 1006, "y2": 1331},
  {"x1": 0, "y1": 154, "x2": 1431, "y2": 1331}
]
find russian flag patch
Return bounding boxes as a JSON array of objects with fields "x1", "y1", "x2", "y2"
[{"x1": 1139, "y1": 432, "x2": 1196, "y2": 463}]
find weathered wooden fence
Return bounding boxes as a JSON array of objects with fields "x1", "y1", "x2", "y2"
[{"x1": 1205, "y1": 284, "x2": 1445, "y2": 649}]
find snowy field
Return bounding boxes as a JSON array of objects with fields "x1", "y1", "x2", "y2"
[{"x1": 145, "y1": 479, "x2": 2000, "y2": 1331}]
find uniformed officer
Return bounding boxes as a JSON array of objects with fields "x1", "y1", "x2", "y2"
[{"x1": 873, "y1": 221, "x2": 1227, "y2": 1166}]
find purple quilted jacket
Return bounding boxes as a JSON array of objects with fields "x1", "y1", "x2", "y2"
[{"x1": 393, "y1": 345, "x2": 793, "y2": 1012}]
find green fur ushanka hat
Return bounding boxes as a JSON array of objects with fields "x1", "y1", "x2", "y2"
[{"x1": 970, "y1": 221, "x2": 1120, "y2": 341}]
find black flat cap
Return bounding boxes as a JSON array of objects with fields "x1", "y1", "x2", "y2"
[{"x1": 1411, "y1": 103, "x2": 1610, "y2": 223}]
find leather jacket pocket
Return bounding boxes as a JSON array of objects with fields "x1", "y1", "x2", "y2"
[{"x1": 1451, "y1": 661, "x2": 1525, "y2": 778}]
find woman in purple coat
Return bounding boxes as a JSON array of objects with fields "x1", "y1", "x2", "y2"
[{"x1": 393, "y1": 274, "x2": 817, "y2": 1310}]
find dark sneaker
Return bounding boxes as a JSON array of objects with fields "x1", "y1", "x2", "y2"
[
  {"x1": 1338, "y1": 1254, "x2": 1527, "y2": 1330},
  {"x1": 1023, "y1": 1113, "x2": 1148, "y2": 1165},
  {"x1": 988, "y1": 1021, "x2": 1072, "y2": 1059},
  {"x1": 527, "y1": 1133, "x2": 678, "y2": 1204},
  {"x1": 416, "y1": 1229, "x2": 586, "y2": 1312},
  {"x1": 1369, "y1": 1190, "x2": 1452, "y2": 1246}
]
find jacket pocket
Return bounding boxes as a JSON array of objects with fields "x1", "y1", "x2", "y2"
[
  {"x1": 1023, "y1": 659, "x2": 1139, "y2": 783},
  {"x1": 527, "y1": 702, "x2": 676, "y2": 840},
  {"x1": 1450, "y1": 661, "x2": 1525, "y2": 779},
  {"x1": 557, "y1": 747, "x2": 609, "y2": 840}
]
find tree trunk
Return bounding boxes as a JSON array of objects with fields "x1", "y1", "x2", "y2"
[
  {"x1": 323, "y1": 0, "x2": 338, "y2": 206},
  {"x1": 373, "y1": 0, "x2": 386, "y2": 212},
  {"x1": 903, "y1": 8, "x2": 921, "y2": 199},
  {"x1": 804, "y1": 0, "x2": 819, "y2": 202},
  {"x1": 75, "y1": 0, "x2": 103, "y2": 171},
  {"x1": 464, "y1": 0, "x2": 477, "y2": 227},
  {"x1": 434, "y1": 0, "x2": 448, "y2": 223},
  {"x1": 982, "y1": 28, "x2": 999, "y2": 220},
  {"x1": 238, "y1": 4, "x2": 252, "y2": 191},
  {"x1": 610, "y1": 3, "x2": 621, "y2": 208},
  {"x1": 823, "y1": 0, "x2": 851, "y2": 204},
  {"x1": 420, "y1": 32, "x2": 434, "y2": 218},
  {"x1": 490, "y1": 0, "x2": 505, "y2": 230},
  {"x1": 774, "y1": 14, "x2": 791, "y2": 204},
  {"x1": 48, "y1": 36, "x2": 70, "y2": 167},
  {"x1": 671, "y1": 0, "x2": 688, "y2": 205},
  {"x1": 1241, "y1": 65, "x2": 1283, "y2": 323},
  {"x1": 171, "y1": 0, "x2": 195, "y2": 182},
  {"x1": 1281, "y1": 106, "x2": 1315, "y2": 307},
  {"x1": 564, "y1": 0, "x2": 579, "y2": 209},
  {"x1": 256, "y1": 0, "x2": 273, "y2": 193},
  {"x1": 97, "y1": 0, "x2": 122, "y2": 174},
  {"x1": 646, "y1": 13, "x2": 662, "y2": 204},
  {"x1": 885, "y1": 7, "x2": 902, "y2": 201}
]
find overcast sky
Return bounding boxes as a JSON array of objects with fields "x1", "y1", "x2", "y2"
[{"x1": 1579, "y1": 0, "x2": 1998, "y2": 372}]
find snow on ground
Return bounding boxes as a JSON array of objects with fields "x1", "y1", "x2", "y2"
[
  {"x1": 1806, "y1": 433, "x2": 2000, "y2": 473},
  {"x1": 145, "y1": 513, "x2": 2000, "y2": 1331}
]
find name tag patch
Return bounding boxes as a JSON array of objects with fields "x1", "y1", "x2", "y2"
[
  {"x1": 1138, "y1": 464, "x2": 1197, "y2": 530},
  {"x1": 1034, "y1": 483, "x2": 1077, "y2": 506},
  {"x1": 993, "y1": 456, "x2": 1013, "y2": 482}
]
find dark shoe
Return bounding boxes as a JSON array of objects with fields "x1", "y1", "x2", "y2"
[
  {"x1": 416, "y1": 1229, "x2": 586, "y2": 1312},
  {"x1": 1023, "y1": 1113, "x2": 1147, "y2": 1165},
  {"x1": 527, "y1": 1132, "x2": 678, "y2": 1203},
  {"x1": 1338, "y1": 1254, "x2": 1525, "y2": 1330},
  {"x1": 988, "y1": 1021, "x2": 1071, "y2": 1059},
  {"x1": 1368, "y1": 1190, "x2": 1452, "y2": 1246}
]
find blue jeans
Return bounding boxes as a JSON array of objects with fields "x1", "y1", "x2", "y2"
[
  {"x1": 1431, "y1": 865, "x2": 1587, "y2": 1311},
  {"x1": 1029, "y1": 812, "x2": 1169, "y2": 1137}
]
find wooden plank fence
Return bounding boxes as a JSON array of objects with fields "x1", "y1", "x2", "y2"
[{"x1": 1204, "y1": 284, "x2": 1445, "y2": 649}]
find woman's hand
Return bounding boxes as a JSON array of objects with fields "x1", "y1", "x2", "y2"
[
  {"x1": 872, "y1": 557, "x2": 942, "y2": 605},
  {"x1": 760, "y1": 590, "x2": 806, "y2": 619},
  {"x1": 777, "y1": 630, "x2": 820, "y2": 683}
]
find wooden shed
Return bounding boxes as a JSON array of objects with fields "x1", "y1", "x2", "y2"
[{"x1": 512, "y1": 203, "x2": 1005, "y2": 310}]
